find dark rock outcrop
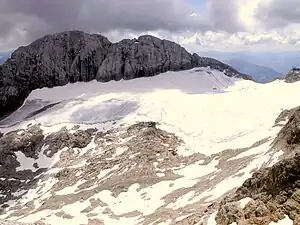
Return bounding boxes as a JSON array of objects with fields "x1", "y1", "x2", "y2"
[
  {"x1": 0, "y1": 30, "x2": 252, "y2": 118},
  {"x1": 0, "y1": 125, "x2": 44, "y2": 158},
  {"x1": 44, "y1": 127, "x2": 95, "y2": 157},
  {"x1": 285, "y1": 67, "x2": 300, "y2": 83}
]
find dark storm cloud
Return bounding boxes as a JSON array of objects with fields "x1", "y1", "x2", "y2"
[
  {"x1": 255, "y1": 0, "x2": 300, "y2": 28},
  {"x1": 0, "y1": 0, "x2": 244, "y2": 49}
]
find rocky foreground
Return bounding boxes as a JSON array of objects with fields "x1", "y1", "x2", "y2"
[
  {"x1": 0, "y1": 105, "x2": 300, "y2": 224},
  {"x1": 0, "y1": 30, "x2": 251, "y2": 118},
  {"x1": 0, "y1": 122, "x2": 183, "y2": 224},
  {"x1": 214, "y1": 107, "x2": 300, "y2": 225}
]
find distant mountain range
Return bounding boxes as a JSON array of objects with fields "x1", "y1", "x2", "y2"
[
  {"x1": 226, "y1": 58, "x2": 283, "y2": 83},
  {"x1": 0, "y1": 51, "x2": 12, "y2": 64},
  {"x1": 200, "y1": 51, "x2": 300, "y2": 83}
]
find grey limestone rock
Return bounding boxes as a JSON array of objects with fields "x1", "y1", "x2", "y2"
[
  {"x1": 0, "y1": 30, "x2": 252, "y2": 118},
  {"x1": 285, "y1": 67, "x2": 300, "y2": 83}
]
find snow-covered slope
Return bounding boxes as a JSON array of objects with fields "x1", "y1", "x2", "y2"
[{"x1": 0, "y1": 68, "x2": 299, "y2": 225}]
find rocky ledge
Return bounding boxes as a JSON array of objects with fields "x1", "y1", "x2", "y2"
[
  {"x1": 285, "y1": 67, "x2": 300, "y2": 83},
  {"x1": 0, "y1": 121, "x2": 183, "y2": 224},
  {"x1": 215, "y1": 106, "x2": 300, "y2": 225},
  {"x1": 0, "y1": 30, "x2": 252, "y2": 118}
]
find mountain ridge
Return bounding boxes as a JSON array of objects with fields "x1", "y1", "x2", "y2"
[
  {"x1": 200, "y1": 51, "x2": 285, "y2": 83},
  {"x1": 0, "y1": 30, "x2": 252, "y2": 118},
  {"x1": 201, "y1": 50, "x2": 300, "y2": 74},
  {"x1": 226, "y1": 58, "x2": 283, "y2": 83},
  {"x1": 285, "y1": 67, "x2": 300, "y2": 83}
]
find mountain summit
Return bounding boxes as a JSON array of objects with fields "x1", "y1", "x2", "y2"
[
  {"x1": 285, "y1": 67, "x2": 300, "y2": 83},
  {"x1": 0, "y1": 30, "x2": 251, "y2": 118}
]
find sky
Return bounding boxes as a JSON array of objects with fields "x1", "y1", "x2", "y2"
[{"x1": 0, "y1": 0, "x2": 299, "y2": 52}]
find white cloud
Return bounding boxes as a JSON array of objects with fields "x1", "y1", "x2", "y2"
[
  {"x1": 101, "y1": 0, "x2": 300, "y2": 52},
  {"x1": 0, "y1": 0, "x2": 300, "y2": 52}
]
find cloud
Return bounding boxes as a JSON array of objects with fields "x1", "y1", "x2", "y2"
[
  {"x1": 0, "y1": 0, "x2": 299, "y2": 52},
  {"x1": 255, "y1": 0, "x2": 300, "y2": 28},
  {"x1": 205, "y1": 0, "x2": 245, "y2": 33},
  {"x1": 177, "y1": 29, "x2": 300, "y2": 52},
  {"x1": 0, "y1": 0, "x2": 246, "y2": 50}
]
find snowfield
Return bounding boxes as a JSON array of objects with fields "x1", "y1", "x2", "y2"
[{"x1": 0, "y1": 67, "x2": 299, "y2": 225}]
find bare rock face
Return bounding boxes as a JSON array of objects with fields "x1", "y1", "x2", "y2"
[
  {"x1": 96, "y1": 35, "x2": 194, "y2": 81},
  {"x1": 0, "y1": 121, "x2": 184, "y2": 225},
  {"x1": 0, "y1": 30, "x2": 251, "y2": 118},
  {"x1": 44, "y1": 127, "x2": 95, "y2": 157},
  {"x1": 285, "y1": 68, "x2": 300, "y2": 83},
  {"x1": 272, "y1": 107, "x2": 300, "y2": 150},
  {"x1": 0, "y1": 31, "x2": 111, "y2": 118},
  {"x1": 215, "y1": 108, "x2": 300, "y2": 225},
  {"x1": 0, "y1": 125, "x2": 44, "y2": 158},
  {"x1": 0, "y1": 125, "x2": 44, "y2": 178},
  {"x1": 215, "y1": 151, "x2": 300, "y2": 225},
  {"x1": 0, "y1": 124, "x2": 97, "y2": 212}
]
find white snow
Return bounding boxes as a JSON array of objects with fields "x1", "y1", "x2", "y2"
[
  {"x1": 17, "y1": 130, "x2": 25, "y2": 135},
  {"x1": 269, "y1": 216, "x2": 293, "y2": 225},
  {"x1": 97, "y1": 164, "x2": 119, "y2": 181},
  {"x1": 12, "y1": 190, "x2": 27, "y2": 197},
  {"x1": 15, "y1": 145, "x2": 65, "y2": 172},
  {"x1": 2, "y1": 67, "x2": 297, "y2": 159},
  {"x1": 55, "y1": 180, "x2": 85, "y2": 195},
  {"x1": 156, "y1": 173, "x2": 165, "y2": 177},
  {"x1": 37, "y1": 145, "x2": 65, "y2": 168},
  {"x1": 2, "y1": 67, "x2": 300, "y2": 225},
  {"x1": 207, "y1": 212, "x2": 217, "y2": 225},
  {"x1": 26, "y1": 68, "x2": 235, "y2": 102},
  {"x1": 203, "y1": 151, "x2": 275, "y2": 202},
  {"x1": 15, "y1": 151, "x2": 36, "y2": 171},
  {"x1": 268, "y1": 150, "x2": 284, "y2": 167},
  {"x1": 168, "y1": 191, "x2": 195, "y2": 209},
  {"x1": 175, "y1": 213, "x2": 194, "y2": 222},
  {"x1": 238, "y1": 197, "x2": 252, "y2": 208},
  {"x1": 129, "y1": 152, "x2": 140, "y2": 159},
  {"x1": 174, "y1": 159, "x2": 219, "y2": 179},
  {"x1": 111, "y1": 146, "x2": 129, "y2": 158},
  {"x1": 229, "y1": 140, "x2": 273, "y2": 161}
]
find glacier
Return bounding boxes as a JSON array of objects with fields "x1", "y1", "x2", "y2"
[{"x1": 0, "y1": 67, "x2": 299, "y2": 225}]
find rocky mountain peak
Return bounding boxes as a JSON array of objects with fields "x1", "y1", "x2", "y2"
[
  {"x1": 285, "y1": 67, "x2": 300, "y2": 83},
  {"x1": 0, "y1": 30, "x2": 252, "y2": 119}
]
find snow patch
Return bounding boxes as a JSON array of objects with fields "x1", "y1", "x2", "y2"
[
  {"x1": 238, "y1": 197, "x2": 252, "y2": 208},
  {"x1": 269, "y1": 216, "x2": 293, "y2": 225},
  {"x1": 15, "y1": 151, "x2": 36, "y2": 172},
  {"x1": 207, "y1": 212, "x2": 217, "y2": 225},
  {"x1": 168, "y1": 191, "x2": 195, "y2": 209},
  {"x1": 174, "y1": 159, "x2": 219, "y2": 179}
]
